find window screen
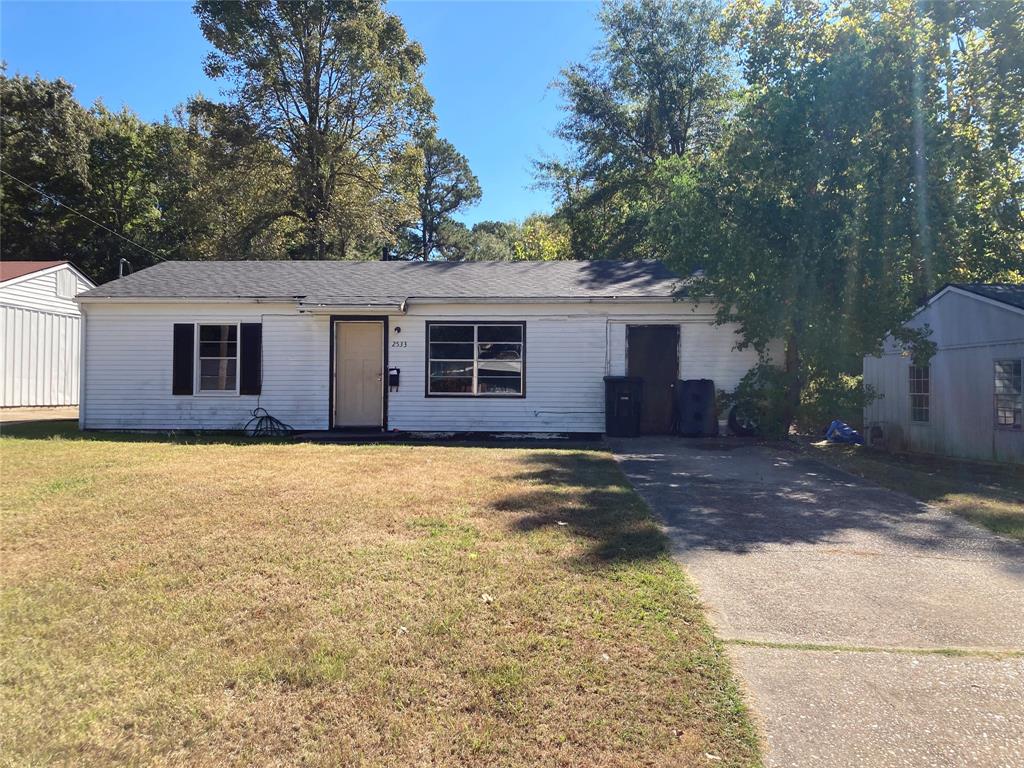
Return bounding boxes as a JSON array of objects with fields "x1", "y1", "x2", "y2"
[
  {"x1": 994, "y1": 359, "x2": 1023, "y2": 429},
  {"x1": 427, "y1": 323, "x2": 524, "y2": 396},
  {"x1": 197, "y1": 324, "x2": 238, "y2": 392},
  {"x1": 909, "y1": 365, "x2": 929, "y2": 423}
]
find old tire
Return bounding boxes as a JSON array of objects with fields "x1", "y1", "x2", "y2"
[{"x1": 728, "y1": 402, "x2": 760, "y2": 437}]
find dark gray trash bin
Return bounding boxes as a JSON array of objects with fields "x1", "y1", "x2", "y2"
[{"x1": 675, "y1": 378, "x2": 718, "y2": 436}]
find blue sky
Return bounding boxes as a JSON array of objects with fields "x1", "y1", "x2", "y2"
[{"x1": 0, "y1": 1, "x2": 602, "y2": 225}]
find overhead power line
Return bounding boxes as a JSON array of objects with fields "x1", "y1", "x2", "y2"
[{"x1": 0, "y1": 167, "x2": 168, "y2": 264}]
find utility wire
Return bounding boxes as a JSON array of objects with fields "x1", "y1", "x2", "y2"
[{"x1": 0, "y1": 167, "x2": 168, "y2": 264}]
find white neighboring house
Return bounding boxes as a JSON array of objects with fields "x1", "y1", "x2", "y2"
[
  {"x1": 1, "y1": 260, "x2": 95, "y2": 408},
  {"x1": 863, "y1": 284, "x2": 1024, "y2": 464},
  {"x1": 76, "y1": 260, "x2": 777, "y2": 434}
]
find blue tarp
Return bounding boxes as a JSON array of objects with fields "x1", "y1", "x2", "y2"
[{"x1": 825, "y1": 419, "x2": 864, "y2": 445}]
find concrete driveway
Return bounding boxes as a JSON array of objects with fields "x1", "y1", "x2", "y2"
[{"x1": 610, "y1": 437, "x2": 1024, "y2": 768}]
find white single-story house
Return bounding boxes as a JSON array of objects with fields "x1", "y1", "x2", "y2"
[
  {"x1": 863, "y1": 283, "x2": 1024, "y2": 464},
  {"x1": 76, "y1": 260, "x2": 774, "y2": 434},
  {"x1": 1, "y1": 260, "x2": 95, "y2": 408}
]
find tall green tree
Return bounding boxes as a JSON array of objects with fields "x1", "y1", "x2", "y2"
[
  {"x1": 0, "y1": 71, "x2": 93, "y2": 260},
  {"x1": 194, "y1": 0, "x2": 433, "y2": 259},
  {"x1": 543, "y1": 0, "x2": 732, "y2": 258},
  {"x1": 650, "y1": 0, "x2": 1024, "y2": 430},
  {"x1": 400, "y1": 129, "x2": 481, "y2": 260}
]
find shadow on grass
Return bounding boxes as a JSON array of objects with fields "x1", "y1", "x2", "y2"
[{"x1": 491, "y1": 450, "x2": 668, "y2": 566}]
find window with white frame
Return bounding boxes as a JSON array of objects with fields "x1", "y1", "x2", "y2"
[
  {"x1": 197, "y1": 324, "x2": 238, "y2": 393},
  {"x1": 427, "y1": 323, "x2": 524, "y2": 396},
  {"x1": 909, "y1": 364, "x2": 929, "y2": 423},
  {"x1": 994, "y1": 359, "x2": 1023, "y2": 429}
]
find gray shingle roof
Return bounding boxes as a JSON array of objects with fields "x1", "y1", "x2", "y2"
[
  {"x1": 951, "y1": 283, "x2": 1024, "y2": 311},
  {"x1": 79, "y1": 259, "x2": 684, "y2": 302}
]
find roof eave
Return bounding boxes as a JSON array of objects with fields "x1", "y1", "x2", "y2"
[{"x1": 76, "y1": 295, "x2": 303, "y2": 305}]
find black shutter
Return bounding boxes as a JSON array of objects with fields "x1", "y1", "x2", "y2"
[
  {"x1": 172, "y1": 324, "x2": 194, "y2": 395},
  {"x1": 239, "y1": 323, "x2": 262, "y2": 396}
]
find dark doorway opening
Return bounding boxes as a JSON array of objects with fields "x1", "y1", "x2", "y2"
[{"x1": 627, "y1": 325, "x2": 680, "y2": 434}]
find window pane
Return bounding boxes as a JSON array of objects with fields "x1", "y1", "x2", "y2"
[
  {"x1": 478, "y1": 342, "x2": 521, "y2": 360},
  {"x1": 199, "y1": 340, "x2": 237, "y2": 358},
  {"x1": 479, "y1": 377, "x2": 522, "y2": 394},
  {"x1": 429, "y1": 325, "x2": 473, "y2": 343},
  {"x1": 199, "y1": 358, "x2": 237, "y2": 391},
  {"x1": 995, "y1": 360, "x2": 1022, "y2": 394},
  {"x1": 430, "y1": 361, "x2": 474, "y2": 378},
  {"x1": 430, "y1": 376, "x2": 473, "y2": 394},
  {"x1": 909, "y1": 366, "x2": 929, "y2": 394},
  {"x1": 477, "y1": 361, "x2": 521, "y2": 378},
  {"x1": 199, "y1": 325, "x2": 238, "y2": 358},
  {"x1": 199, "y1": 325, "x2": 237, "y2": 342},
  {"x1": 429, "y1": 342, "x2": 475, "y2": 360},
  {"x1": 911, "y1": 395, "x2": 929, "y2": 422},
  {"x1": 995, "y1": 395, "x2": 1023, "y2": 427},
  {"x1": 477, "y1": 325, "x2": 522, "y2": 343}
]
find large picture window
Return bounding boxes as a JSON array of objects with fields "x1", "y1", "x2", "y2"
[
  {"x1": 427, "y1": 323, "x2": 524, "y2": 397},
  {"x1": 994, "y1": 359, "x2": 1023, "y2": 429},
  {"x1": 197, "y1": 324, "x2": 238, "y2": 393},
  {"x1": 909, "y1": 364, "x2": 929, "y2": 423}
]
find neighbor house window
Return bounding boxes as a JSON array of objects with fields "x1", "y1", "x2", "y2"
[
  {"x1": 427, "y1": 322, "x2": 524, "y2": 396},
  {"x1": 909, "y1": 365, "x2": 929, "y2": 423},
  {"x1": 197, "y1": 324, "x2": 238, "y2": 393},
  {"x1": 994, "y1": 359, "x2": 1023, "y2": 429}
]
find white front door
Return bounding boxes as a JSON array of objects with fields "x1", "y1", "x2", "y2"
[{"x1": 334, "y1": 321, "x2": 384, "y2": 427}]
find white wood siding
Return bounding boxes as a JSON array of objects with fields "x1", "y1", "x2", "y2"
[
  {"x1": 864, "y1": 290, "x2": 1024, "y2": 463},
  {"x1": 81, "y1": 299, "x2": 772, "y2": 433},
  {"x1": 81, "y1": 303, "x2": 329, "y2": 430},
  {"x1": 607, "y1": 312, "x2": 776, "y2": 389},
  {"x1": 388, "y1": 309, "x2": 608, "y2": 432},
  {"x1": 387, "y1": 302, "x2": 771, "y2": 433},
  {"x1": 0, "y1": 265, "x2": 92, "y2": 407}
]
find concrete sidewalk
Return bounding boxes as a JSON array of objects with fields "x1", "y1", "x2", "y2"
[{"x1": 611, "y1": 437, "x2": 1024, "y2": 768}]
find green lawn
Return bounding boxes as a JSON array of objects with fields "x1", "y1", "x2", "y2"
[
  {"x1": 805, "y1": 440, "x2": 1024, "y2": 541},
  {"x1": 0, "y1": 421, "x2": 759, "y2": 767}
]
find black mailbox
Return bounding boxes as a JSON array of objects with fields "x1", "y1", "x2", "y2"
[
  {"x1": 604, "y1": 376, "x2": 643, "y2": 437},
  {"x1": 388, "y1": 367, "x2": 400, "y2": 391}
]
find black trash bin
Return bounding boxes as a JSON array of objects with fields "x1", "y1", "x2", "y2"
[
  {"x1": 675, "y1": 378, "x2": 718, "y2": 437},
  {"x1": 604, "y1": 376, "x2": 643, "y2": 437}
]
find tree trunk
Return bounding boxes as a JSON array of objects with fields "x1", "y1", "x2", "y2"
[{"x1": 780, "y1": 333, "x2": 802, "y2": 434}]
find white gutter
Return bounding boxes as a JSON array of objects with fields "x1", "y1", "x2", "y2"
[
  {"x1": 76, "y1": 296, "x2": 303, "y2": 305},
  {"x1": 402, "y1": 295, "x2": 687, "y2": 305},
  {"x1": 296, "y1": 302, "x2": 407, "y2": 315},
  {"x1": 77, "y1": 294, "x2": 710, "y2": 307}
]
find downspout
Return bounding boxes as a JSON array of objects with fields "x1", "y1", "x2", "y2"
[
  {"x1": 604, "y1": 317, "x2": 612, "y2": 376},
  {"x1": 78, "y1": 304, "x2": 87, "y2": 430}
]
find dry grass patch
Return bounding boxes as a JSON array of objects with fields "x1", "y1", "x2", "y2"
[{"x1": 1, "y1": 423, "x2": 759, "y2": 767}]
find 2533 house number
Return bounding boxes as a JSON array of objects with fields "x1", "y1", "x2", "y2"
[{"x1": 391, "y1": 340, "x2": 408, "y2": 348}]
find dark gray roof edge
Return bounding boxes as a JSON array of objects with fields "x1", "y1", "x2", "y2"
[
  {"x1": 937, "y1": 283, "x2": 1024, "y2": 312},
  {"x1": 78, "y1": 259, "x2": 689, "y2": 301}
]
